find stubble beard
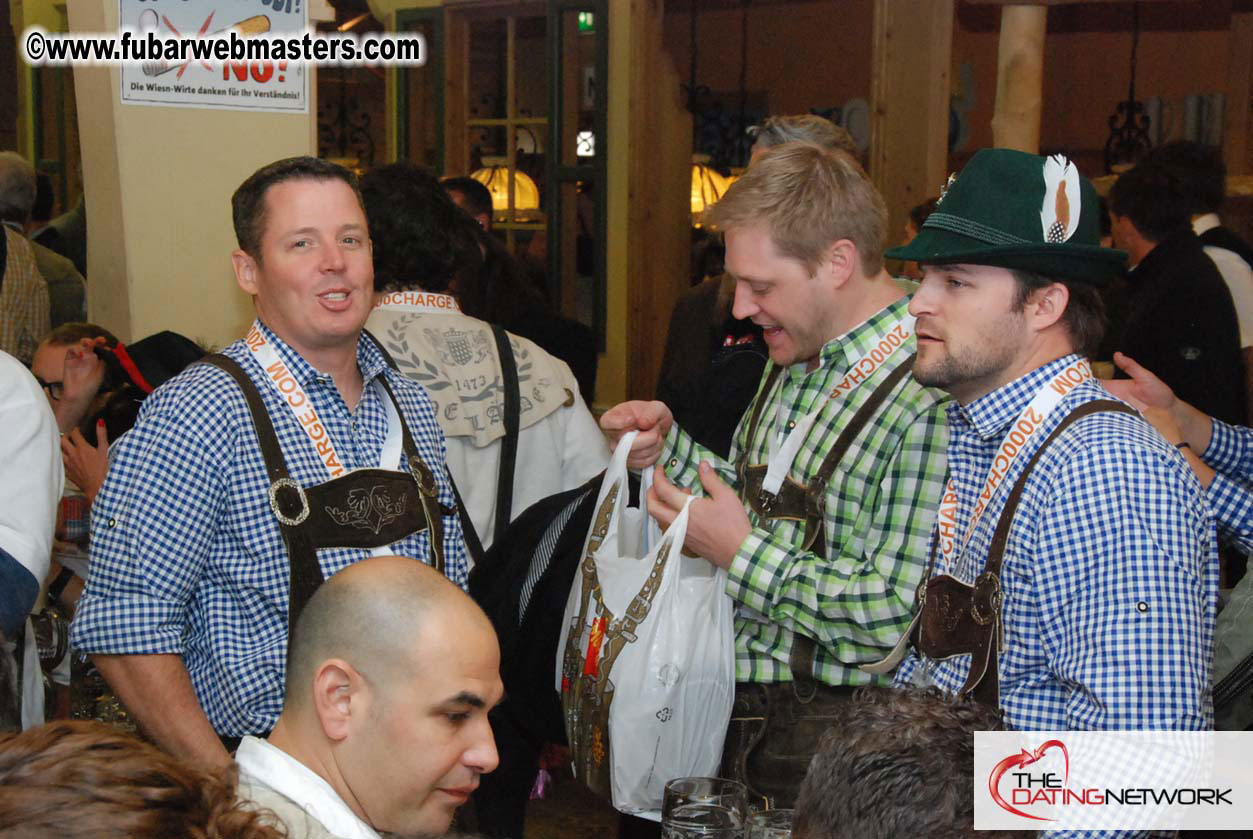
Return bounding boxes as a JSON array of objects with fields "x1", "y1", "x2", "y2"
[{"x1": 912, "y1": 318, "x2": 1023, "y2": 400}]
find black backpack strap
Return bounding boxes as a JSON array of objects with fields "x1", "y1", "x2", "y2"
[
  {"x1": 491, "y1": 325, "x2": 521, "y2": 544},
  {"x1": 1215, "y1": 652, "x2": 1253, "y2": 716},
  {"x1": 448, "y1": 465, "x2": 486, "y2": 570},
  {"x1": 198, "y1": 354, "x2": 323, "y2": 636}
]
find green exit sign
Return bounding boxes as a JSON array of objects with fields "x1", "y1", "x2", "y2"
[{"x1": 577, "y1": 12, "x2": 594, "y2": 32}]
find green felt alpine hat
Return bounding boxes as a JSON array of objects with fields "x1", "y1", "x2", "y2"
[{"x1": 886, "y1": 148, "x2": 1126, "y2": 284}]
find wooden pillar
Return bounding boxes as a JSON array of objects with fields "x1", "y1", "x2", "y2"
[
  {"x1": 623, "y1": 0, "x2": 690, "y2": 402},
  {"x1": 869, "y1": 0, "x2": 954, "y2": 255},
  {"x1": 1225, "y1": 11, "x2": 1252, "y2": 175},
  {"x1": 991, "y1": 4, "x2": 1047, "y2": 154}
]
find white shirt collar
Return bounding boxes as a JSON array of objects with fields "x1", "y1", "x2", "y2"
[
  {"x1": 1193, "y1": 213, "x2": 1221, "y2": 235},
  {"x1": 235, "y1": 736, "x2": 380, "y2": 839}
]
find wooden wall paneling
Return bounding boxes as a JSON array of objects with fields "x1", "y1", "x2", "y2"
[
  {"x1": 962, "y1": 0, "x2": 1199, "y2": 5},
  {"x1": 1226, "y1": 12, "x2": 1252, "y2": 175},
  {"x1": 870, "y1": 0, "x2": 954, "y2": 257},
  {"x1": 626, "y1": 0, "x2": 691, "y2": 401}
]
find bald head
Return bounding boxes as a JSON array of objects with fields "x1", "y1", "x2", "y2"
[
  {"x1": 271, "y1": 557, "x2": 503, "y2": 835},
  {"x1": 283, "y1": 556, "x2": 494, "y2": 711}
]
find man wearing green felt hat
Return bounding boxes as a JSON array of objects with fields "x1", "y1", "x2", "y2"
[{"x1": 875, "y1": 149, "x2": 1216, "y2": 744}]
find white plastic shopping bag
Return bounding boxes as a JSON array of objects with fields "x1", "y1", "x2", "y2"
[{"x1": 557, "y1": 432, "x2": 736, "y2": 817}]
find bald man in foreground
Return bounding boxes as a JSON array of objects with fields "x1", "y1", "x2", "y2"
[{"x1": 235, "y1": 556, "x2": 503, "y2": 839}]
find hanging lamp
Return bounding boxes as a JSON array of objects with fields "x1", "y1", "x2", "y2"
[{"x1": 470, "y1": 156, "x2": 541, "y2": 214}]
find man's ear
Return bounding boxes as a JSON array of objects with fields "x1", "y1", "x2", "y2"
[
  {"x1": 1026, "y1": 282, "x2": 1069, "y2": 333},
  {"x1": 311, "y1": 658, "x2": 368, "y2": 743},
  {"x1": 232, "y1": 249, "x2": 259, "y2": 296},
  {"x1": 823, "y1": 239, "x2": 859, "y2": 288}
]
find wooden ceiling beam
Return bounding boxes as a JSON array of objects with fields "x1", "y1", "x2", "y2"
[{"x1": 962, "y1": 0, "x2": 1199, "y2": 5}]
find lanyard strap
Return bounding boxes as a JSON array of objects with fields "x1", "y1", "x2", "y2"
[
  {"x1": 936, "y1": 357, "x2": 1095, "y2": 571},
  {"x1": 762, "y1": 314, "x2": 915, "y2": 494},
  {"x1": 244, "y1": 321, "x2": 401, "y2": 480},
  {"x1": 373, "y1": 290, "x2": 461, "y2": 315}
]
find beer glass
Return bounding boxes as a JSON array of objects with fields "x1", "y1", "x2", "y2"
[
  {"x1": 661, "y1": 777, "x2": 747, "y2": 838},
  {"x1": 745, "y1": 808, "x2": 794, "y2": 838}
]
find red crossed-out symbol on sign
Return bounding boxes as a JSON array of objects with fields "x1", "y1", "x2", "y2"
[{"x1": 161, "y1": 11, "x2": 217, "y2": 79}]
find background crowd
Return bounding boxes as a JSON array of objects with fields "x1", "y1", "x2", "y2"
[{"x1": 0, "y1": 121, "x2": 1252, "y2": 839}]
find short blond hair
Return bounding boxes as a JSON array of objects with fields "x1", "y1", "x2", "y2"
[{"x1": 706, "y1": 142, "x2": 887, "y2": 276}]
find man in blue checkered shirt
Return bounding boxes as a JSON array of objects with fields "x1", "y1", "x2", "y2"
[
  {"x1": 71, "y1": 157, "x2": 467, "y2": 769},
  {"x1": 1107, "y1": 351, "x2": 1253, "y2": 734},
  {"x1": 888, "y1": 149, "x2": 1215, "y2": 752}
]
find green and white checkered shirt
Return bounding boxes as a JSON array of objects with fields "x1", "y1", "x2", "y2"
[{"x1": 660, "y1": 297, "x2": 949, "y2": 686}]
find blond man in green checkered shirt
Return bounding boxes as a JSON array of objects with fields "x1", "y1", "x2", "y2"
[{"x1": 601, "y1": 142, "x2": 948, "y2": 808}]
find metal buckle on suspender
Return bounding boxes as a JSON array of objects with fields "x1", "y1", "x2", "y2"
[
  {"x1": 268, "y1": 478, "x2": 310, "y2": 526},
  {"x1": 971, "y1": 572, "x2": 1002, "y2": 626}
]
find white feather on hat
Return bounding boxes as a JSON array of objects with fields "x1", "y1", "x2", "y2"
[{"x1": 1040, "y1": 154, "x2": 1082, "y2": 244}]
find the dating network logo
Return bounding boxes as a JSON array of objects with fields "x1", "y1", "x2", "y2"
[
  {"x1": 988, "y1": 739, "x2": 1071, "y2": 821},
  {"x1": 976, "y1": 731, "x2": 1246, "y2": 831}
]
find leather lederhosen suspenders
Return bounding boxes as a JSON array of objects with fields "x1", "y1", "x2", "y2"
[
  {"x1": 202, "y1": 353, "x2": 450, "y2": 634},
  {"x1": 910, "y1": 399, "x2": 1136, "y2": 708},
  {"x1": 737, "y1": 354, "x2": 916, "y2": 699}
]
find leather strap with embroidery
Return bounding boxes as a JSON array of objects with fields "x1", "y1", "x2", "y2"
[{"x1": 201, "y1": 354, "x2": 447, "y2": 634}]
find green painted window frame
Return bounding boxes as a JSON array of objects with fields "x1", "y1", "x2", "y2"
[{"x1": 547, "y1": 0, "x2": 608, "y2": 350}]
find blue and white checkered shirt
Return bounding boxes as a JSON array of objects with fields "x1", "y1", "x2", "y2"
[
  {"x1": 1201, "y1": 420, "x2": 1253, "y2": 553},
  {"x1": 71, "y1": 322, "x2": 466, "y2": 736},
  {"x1": 896, "y1": 355, "x2": 1217, "y2": 738}
]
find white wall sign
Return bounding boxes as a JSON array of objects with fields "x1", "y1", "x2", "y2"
[{"x1": 120, "y1": 0, "x2": 308, "y2": 113}]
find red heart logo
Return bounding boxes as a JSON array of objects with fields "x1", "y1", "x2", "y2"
[{"x1": 988, "y1": 739, "x2": 1069, "y2": 821}]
